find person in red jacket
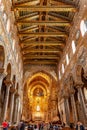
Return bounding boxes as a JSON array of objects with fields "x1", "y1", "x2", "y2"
[{"x1": 2, "y1": 120, "x2": 9, "y2": 130}]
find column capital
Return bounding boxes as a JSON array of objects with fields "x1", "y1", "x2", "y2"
[
  {"x1": 75, "y1": 82, "x2": 84, "y2": 89},
  {"x1": 62, "y1": 92, "x2": 69, "y2": 99},
  {"x1": 4, "y1": 79, "x2": 12, "y2": 87},
  {"x1": 10, "y1": 86, "x2": 16, "y2": 93},
  {"x1": 69, "y1": 87, "x2": 75, "y2": 94}
]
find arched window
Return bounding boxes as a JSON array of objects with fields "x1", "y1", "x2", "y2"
[
  {"x1": 66, "y1": 54, "x2": 69, "y2": 65},
  {"x1": 59, "y1": 71, "x2": 61, "y2": 80},
  {"x1": 72, "y1": 40, "x2": 76, "y2": 54},
  {"x1": 62, "y1": 64, "x2": 64, "y2": 74},
  {"x1": 12, "y1": 39, "x2": 15, "y2": 51},
  {"x1": 6, "y1": 19, "x2": 10, "y2": 33},
  {"x1": 80, "y1": 20, "x2": 87, "y2": 36},
  {"x1": 84, "y1": 88, "x2": 87, "y2": 100}
]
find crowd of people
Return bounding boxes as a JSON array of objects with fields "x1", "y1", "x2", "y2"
[{"x1": 1, "y1": 120, "x2": 85, "y2": 130}]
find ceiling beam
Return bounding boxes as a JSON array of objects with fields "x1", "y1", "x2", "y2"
[
  {"x1": 19, "y1": 25, "x2": 38, "y2": 32},
  {"x1": 20, "y1": 37, "x2": 38, "y2": 42},
  {"x1": 17, "y1": 12, "x2": 39, "y2": 20},
  {"x1": 47, "y1": 26, "x2": 65, "y2": 33},
  {"x1": 18, "y1": 32, "x2": 68, "y2": 37},
  {"x1": 12, "y1": 5, "x2": 77, "y2": 12},
  {"x1": 50, "y1": 0, "x2": 77, "y2": 6},
  {"x1": 23, "y1": 56, "x2": 60, "y2": 60},
  {"x1": 16, "y1": 20, "x2": 71, "y2": 27},
  {"x1": 20, "y1": 41, "x2": 65, "y2": 48},
  {"x1": 23, "y1": 53, "x2": 60, "y2": 56},
  {"x1": 19, "y1": 26, "x2": 38, "y2": 32},
  {"x1": 47, "y1": 26, "x2": 69, "y2": 35},
  {"x1": 48, "y1": 15, "x2": 69, "y2": 22},
  {"x1": 48, "y1": 12, "x2": 71, "y2": 21},
  {"x1": 18, "y1": 15, "x2": 39, "y2": 21},
  {"x1": 22, "y1": 49, "x2": 62, "y2": 54},
  {"x1": 12, "y1": 0, "x2": 40, "y2": 6},
  {"x1": 23, "y1": 60, "x2": 58, "y2": 65}
]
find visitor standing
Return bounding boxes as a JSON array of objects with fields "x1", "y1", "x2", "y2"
[
  {"x1": 76, "y1": 121, "x2": 85, "y2": 130},
  {"x1": 2, "y1": 120, "x2": 9, "y2": 130}
]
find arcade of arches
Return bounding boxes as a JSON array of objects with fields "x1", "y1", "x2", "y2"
[{"x1": 0, "y1": 0, "x2": 87, "y2": 128}]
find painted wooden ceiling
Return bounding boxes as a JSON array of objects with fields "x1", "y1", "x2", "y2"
[{"x1": 12, "y1": 0, "x2": 79, "y2": 69}]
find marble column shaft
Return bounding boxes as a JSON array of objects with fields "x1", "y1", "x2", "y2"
[
  {"x1": 0, "y1": 73, "x2": 6, "y2": 123},
  {"x1": 0, "y1": 73, "x2": 6, "y2": 96},
  {"x1": 17, "y1": 98, "x2": 20, "y2": 123},
  {"x1": 9, "y1": 92, "x2": 15, "y2": 123},
  {"x1": 3, "y1": 85, "x2": 10, "y2": 121},
  {"x1": 70, "y1": 94, "x2": 78, "y2": 124},
  {"x1": 13, "y1": 97, "x2": 18, "y2": 122},
  {"x1": 64, "y1": 98, "x2": 70, "y2": 125},
  {"x1": 77, "y1": 86, "x2": 87, "y2": 119}
]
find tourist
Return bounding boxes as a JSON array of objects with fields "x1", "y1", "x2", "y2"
[
  {"x1": 2, "y1": 120, "x2": 9, "y2": 130},
  {"x1": 76, "y1": 121, "x2": 85, "y2": 130}
]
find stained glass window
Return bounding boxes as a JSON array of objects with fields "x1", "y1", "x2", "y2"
[{"x1": 6, "y1": 19, "x2": 10, "y2": 33}]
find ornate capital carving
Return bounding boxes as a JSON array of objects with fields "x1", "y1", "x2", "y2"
[
  {"x1": 10, "y1": 86, "x2": 16, "y2": 93},
  {"x1": 75, "y1": 82, "x2": 84, "y2": 89},
  {"x1": 62, "y1": 91, "x2": 69, "y2": 99},
  {"x1": 4, "y1": 79, "x2": 12, "y2": 87},
  {"x1": 70, "y1": 88, "x2": 75, "y2": 94}
]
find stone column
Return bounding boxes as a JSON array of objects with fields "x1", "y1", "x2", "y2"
[
  {"x1": 0, "y1": 72, "x2": 6, "y2": 123},
  {"x1": 70, "y1": 90, "x2": 78, "y2": 124},
  {"x1": 17, "y1": 97, "x2": 21, "y2": 123},
  {"x1": 64, "y1": 95, "x2": 70, "y2": 126},
  {"x1": 76, "y1": 84, "x2": 87, "y2": 122},
  {"x1": 0, "y1": 72, "x2": 7, "y2": 97},
  {"x1": 13, "y1": 94, "x2": 19, "y2": 122},
  {"x1": 0, "y1": 69, "x2": 5, "y2": 88},
  {"x1": 3, "y1": 84, "x2": 11, "y2": 121},
  {"x1": 9, "y1": 88, "x2": 16, "y2": 123}
]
